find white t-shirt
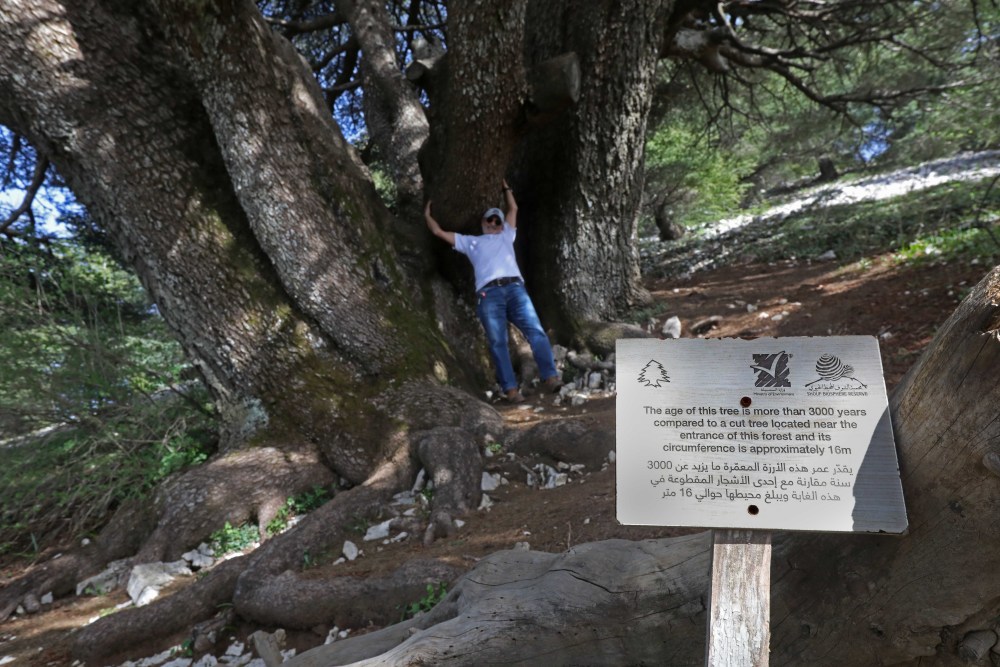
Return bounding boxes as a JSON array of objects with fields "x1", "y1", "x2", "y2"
[{"x1": 453, "y1": 224, "x2": 523, "y2": 291}]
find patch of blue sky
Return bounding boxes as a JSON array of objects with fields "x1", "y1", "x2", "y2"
[{"x1": 1, "y1": 185, "x2": 81, "y2": 237}]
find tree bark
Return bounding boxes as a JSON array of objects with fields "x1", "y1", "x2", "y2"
[
  {"x1": 0, "y1": 0, "x2": 491, "y2": 641},
  {"x1": 418, "y1": 0, "x2": 528, "y2": 232},
  {"x1": 513, "y1": 0, "x2": 671, "y2": 340},
  {"x1": 342, "y1": 0, "x2": 429, "y2": 210}
]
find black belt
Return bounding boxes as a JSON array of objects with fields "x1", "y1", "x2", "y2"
[{"x1": 482, "y1": 277, "x2": 522, "y2": 289}]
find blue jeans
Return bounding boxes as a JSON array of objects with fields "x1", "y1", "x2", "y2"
[{"x1": 476, "y1": 282, "x2": 558, "y2": 392}]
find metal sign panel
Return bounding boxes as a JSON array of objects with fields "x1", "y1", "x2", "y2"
[{"x1": 616, "y1": 336, "x2": 907, "y2": 533}]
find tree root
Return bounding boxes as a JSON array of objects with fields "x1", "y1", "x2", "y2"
[
  {"x1": 0, "y1": 443, "x2": 332, "y2": 624},
  {"x1": 66, "y1": 384, "x2": 500, "y2": 663},
  {"x1": 235, "y1": 558, "x2": 465, "y2": 629},
  {"x1": 72, "y1": 556, "x2": 245, "y2": 663},
  {"x1": 283, "y1": 534, "x2": 713, "y2": 666}
]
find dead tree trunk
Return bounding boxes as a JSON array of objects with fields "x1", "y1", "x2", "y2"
[{"x1": 286, "y1": 265, "x2": 1000, "y2": 665}]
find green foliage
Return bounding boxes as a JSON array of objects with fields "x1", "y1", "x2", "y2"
[
  {"x1": 643, "y1": 1, "x2": 1000, "y2": 216},
  {"x1": 0, "y1": 236, "x2": 216, "y2": 560},
  {"x1": 370, "y1": 165, "x2": 399, "y2": 209},
  {"x1": 401, "y1": 582, "x2": 448, "y2": 620},
  {"x1": 209, "y1": 521, "x2": 260, "y2": 556},
  {"x1": 644, "y1": 121, "x2": 755, "y2": 230},
  {"x1": 736, "y1": 178, "x2": 1000, "y2": 266},
  {"x1": 0, "y1": 398, "x2": 214, "y2": 559},
  {"x1": 347, "y1": 514, "x2": 371, "y2": 535},
  {"x1": 265, "y1": 485, "x2": 333, "y2": 536},
  {"x1": 892, "y1": 226, "x2": 1000, "y2": 265},
  {"x1": 0, "y1": 238, "x2": 190, "y2": 433}
]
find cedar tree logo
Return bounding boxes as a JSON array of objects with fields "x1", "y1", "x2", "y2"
[
  {"x1": 750, "y1": 351, "x2": 791, "y2": 388},
  {"x1": 637, "y1": 360, "x2": 670, "y2": 387}
]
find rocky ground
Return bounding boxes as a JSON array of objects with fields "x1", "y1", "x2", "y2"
[{"x1": 2, "y1": 244, "x2": 992, "y2": 666}]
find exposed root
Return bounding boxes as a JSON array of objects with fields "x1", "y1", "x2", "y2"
[
  {"x1": 284, "y1": 534, "x2": 713, "y2": 666},
  {"x1": 66, "y1": 383, "x2": 501, "y2": 663}
]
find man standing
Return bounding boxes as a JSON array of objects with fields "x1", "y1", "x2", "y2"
[{"x1": 425, "y1": 181, "x2": 560, "y2": 403}]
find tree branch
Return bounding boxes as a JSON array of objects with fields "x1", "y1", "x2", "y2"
[{"x1": 0, "y1": 155, "x2": 48, "y2": 236}]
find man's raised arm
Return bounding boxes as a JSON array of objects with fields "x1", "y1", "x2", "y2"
[
  {"x1": 424, "y1": 201, "x2": 456, "y2": 246},
  {"x1": 502, "y1": 179, "x2": 518, "y2": 229}
]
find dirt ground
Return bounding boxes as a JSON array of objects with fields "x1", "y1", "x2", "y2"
[{"x1": 1, "y1": 252, "x2": 992, "y2": 666}]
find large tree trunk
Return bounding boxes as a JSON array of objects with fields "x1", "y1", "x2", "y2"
[
  {"x1": 418, "y1": 0, "x2": 528, "y2": 232},
  {"x1": 0, "y1": 0, "x2": 495, "y2": 645},
  {"x1": 512, "y1": 0, "x2": 671, "y2": 340},
  {"x1": 285, "y1": 265, "x2": 1000, "y2": 665}
]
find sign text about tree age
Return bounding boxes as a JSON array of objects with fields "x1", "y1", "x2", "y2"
[{"x1": 617, "y1": 337, "x2": 907, "y2": 533}]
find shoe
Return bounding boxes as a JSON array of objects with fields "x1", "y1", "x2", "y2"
[
  {"x1": 542, "y1": 376, "x2": 562, "y2": 393},
  {"x1": 505, "y1": 388, "x2": 526, "y2": 403}
]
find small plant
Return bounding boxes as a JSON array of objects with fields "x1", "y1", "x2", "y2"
[
  {"x1": 83, "y1": 583, "x2": 110, "y2": 597},
  {"x1": 266, "y1": 485, "x2": 333, "y2": 536},
  {"x1": 174, "y1": 638, "x2": 195, "y2": 658},
  {"x1": 401, "y1": 582, "x2": 448, "y2": 620},
  {"x1": 209, "y1": 521, "x2": 259, "y2": 555},
  {"x1": 347, "y1": 514, "x2": 371, "y2": 535},
  {"x1": 486, "y1": 441, "x2": 503, "y2": 455}
]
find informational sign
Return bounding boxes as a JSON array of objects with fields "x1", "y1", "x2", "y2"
[{"x1": 616, "y1": 337, "x2": 907, "y2": 533}]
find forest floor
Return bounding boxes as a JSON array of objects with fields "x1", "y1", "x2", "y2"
[{"x1": 1, "y1": 249, "x2": 994, "y2": 667}]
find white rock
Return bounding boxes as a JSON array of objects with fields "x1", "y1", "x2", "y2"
[
  {"x1": 481, "y1": 472, "x2": 502, "y2": 492},
  {"x1": 182, "y1": 549, "x2": 214, "y2": 569},
  {"x1": 161, "y1": 658, "x2": 193, "y2": 667},
  {"x1": 571, "y1": 394, "x2": 587, "y2": 407},
  {"x1": 224, "y1": 641, "x2": 245, "y2": 656},
  {"x1": 411, "y1": 468, "x2": 427, "y2": 493},
  {"x1": 0, "y1": 657, "x2": 15, "y2": 666},
  {"x1": 40, "y1": 592, "x2": 53, "y2": 605},
  {"x1": 127, "y1": 562, "x2": 192, "y2": 606},
  {"x1": 747, "y1": 303, "x2": 758, "y2": 313},
  {"x1": 607, "y1": 450, "x2": 616, "y2": 463},
  {"x1": 478, "y1": 494, "x2": 494, "y2": 510},
  {"x1": 193, "y1": 656, "x2": 219, "y2": 667},
  {"x1": 661, "y1": 316, "x2": 682, "y2": 339},
  {"x1": 391, "y1": 490, "x2": 416, "y2": 505},
  {"x1": 136, "y1": 648, "x2": 174, "y2": 666},
  {"x1": 513, "y1": 542, "x2": 530, "y2": 551},
  {"x1": 454, "y1": 519, "x2": 466, "y2": 528},
  {"x1": 817, "y1": 249, "x2": 837, "y2": 261},
  {"x1": 587, "y1": 372, "x2": 602, "y2": 389},
  {"x1": 363, "y1": 520, "x2": 392, "y2": 542},
  {"x1": 342, "y1": 540, "x2": 359, "y2": 561},
  {"x1": 388, "y1": 532, "x2": 408, "y2": 543}
]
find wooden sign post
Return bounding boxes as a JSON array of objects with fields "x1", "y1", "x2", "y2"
[
  {"x1": 616, "y1": 337, "x2": 907, "y2": 666},
  {"x1": 707, "y1": 529, "x2": 771, "y2": 666}
]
